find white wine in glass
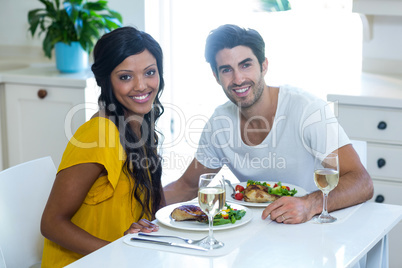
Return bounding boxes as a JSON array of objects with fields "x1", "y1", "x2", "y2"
[
  {"x1": 198, "y1": 173, "x2": 225, "y2": 250},
  {"x1": 314, "y1": 153, "x2": 339, "y2": 223}
]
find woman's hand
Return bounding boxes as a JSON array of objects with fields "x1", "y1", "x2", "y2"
[{"x1": 124, "y1": 219, "x2": 159, "y2": 235}]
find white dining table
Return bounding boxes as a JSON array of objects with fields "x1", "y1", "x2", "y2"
[{"x1": 65, "y1": 201, "x2": 402, "y2": 268}]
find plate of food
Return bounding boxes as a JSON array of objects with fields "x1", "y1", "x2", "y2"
[
  {"x1": 155, "y1": 201, "x2": 253, "y2": 231},
  {"x1": 226, "y1": 180, "x2": 308, "y2": 207}
]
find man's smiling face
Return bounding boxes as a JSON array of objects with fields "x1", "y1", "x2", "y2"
[{"x1": 214, "y1": 45, "x2": 267, "y2": 109}]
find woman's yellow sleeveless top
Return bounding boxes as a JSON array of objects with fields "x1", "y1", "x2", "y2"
[{"x1": 41, "y1": 117, "x2": 149, "y2": 267}]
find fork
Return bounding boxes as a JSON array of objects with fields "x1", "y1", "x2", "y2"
[
  {"x1": 224, "y1": 178, "x2": 236, "y2": 198},
  {"x1": 138, "y1": 233, "x2": 207, "y2": 245}
]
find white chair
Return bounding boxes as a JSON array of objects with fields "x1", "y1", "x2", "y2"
[{"x1": 0, "y1": 156, "x2": 56, "y2": 268}]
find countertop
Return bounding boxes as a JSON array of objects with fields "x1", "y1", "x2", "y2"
[
  {"x1": 65, "y1": 201, "x2": 402, "y2": 268},
  {"x1": 327, "y1": 72, "x2": 402, "y2": 108},
  {"x1": 0, "y1": 59, "x2": 94, "y2": 88}
]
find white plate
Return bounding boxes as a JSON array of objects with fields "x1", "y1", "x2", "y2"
[
  {"x1": 155, "y1": 202, "x2": 253, "y2": 231},
  {"x1": 226, "y1": 181, "x2": 308, "y2": 207}
]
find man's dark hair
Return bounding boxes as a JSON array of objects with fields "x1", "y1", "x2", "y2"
[{"x1": 205, "y1": 24, "x2": 266, "y2": 75}]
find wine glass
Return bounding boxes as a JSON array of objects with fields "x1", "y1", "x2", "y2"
[
  {"x1": 314, "y1": 153, "x2": 339, "y2": 223},
  {"x1": 198, "y1": 173, "x2": 226, "y2": 250}
]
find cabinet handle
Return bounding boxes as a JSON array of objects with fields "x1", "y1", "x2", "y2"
[
  {"x1": 377, "y1": 158, "x2": 386, "y2": 168},
  {"x1": 37, "y1": 89, "x2": 48, "y2": 99},
  {"x1": 377, "y1": 121, "x2": 387, "y2": 130},
  {"x1": 375, "y1": 195, "x2": 384, "y2": 203}
]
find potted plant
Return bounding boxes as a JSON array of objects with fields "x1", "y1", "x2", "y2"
[{"x1": 28, "y1": 0, "x2": 123, "y2": 73}]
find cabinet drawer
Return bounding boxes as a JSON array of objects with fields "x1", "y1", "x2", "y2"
[
  {"x1": 336, "y1": 104, "x2": 402, "y2": 144},
  {"x1": 367, "y1": 143, "x2": 402, "y2": 180},
  {"x1": 3, "y1": 83, "x2": 86, "y2": 168},
  {"x1": 371, "y1": 179, "x2": 402, "y2": 205},
  {"x1": 371, "y1": 179, "x2": 402, "y2": 268}
]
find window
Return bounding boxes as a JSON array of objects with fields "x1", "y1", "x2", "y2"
[{"x1": 146, "y1": 0, "x2": 362, "y2": 184}]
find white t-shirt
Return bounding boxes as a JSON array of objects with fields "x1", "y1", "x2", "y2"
[{"x1": 195, "y1": 85, "x2": 350, "y2": 192}]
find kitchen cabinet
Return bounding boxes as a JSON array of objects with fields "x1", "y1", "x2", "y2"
[
  {"x1": 327, "y1": 72, "x2": 402, "y2": 268},
  {"x1": 353, "y1": 0, "x2": 402, "y2": 16},
  {"x1": 0, "y1": 65, "x2": 99, "y2": 170},
  {"x1": 353, "y1": 0, "x2": 402, "y2": 75},
  {"x1": 3, "y1": 84, "x2": 81, "y2": 169}
]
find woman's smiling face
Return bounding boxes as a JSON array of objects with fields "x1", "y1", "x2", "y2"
[{"x1": 111, "y1": 49, "x2": 160, "y2": 117}]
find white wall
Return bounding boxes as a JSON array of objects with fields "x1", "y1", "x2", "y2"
[
  {"x1": 0, "y1": 0, "x2": 145, "y2": 169},
  {"x1": 362, "y1": 15, "x2": 402, "y2": 74},
  {"x1": 0, "y1": 0, "x2": 145, "y2": 52}
]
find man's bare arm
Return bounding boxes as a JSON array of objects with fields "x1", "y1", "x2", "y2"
[
  {"x1": 325, "y1": 144, "x2": 374, "y2": 212},
  {"x1": 262, "y1": 144, "x2": 374, "y2": 224},
  {"x1": 164, "y1": 158, "x2": 220, "y2": 204}
]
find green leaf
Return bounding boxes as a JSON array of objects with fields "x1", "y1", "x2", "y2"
[
  {"x1": 69, "y1": 0, "x2": 84, "y2": 5},
  {"x1": 234, "y1": 210, "x2": 246, "y2": 220},
  {"x1": 259, "y1": 0, "x2": 291, "y2": 12},
  {"x1": 85, "y1": 2, "x2": 107, "y2": 11},
  {"x1": 213, "y1": 218, "x2": 231, "y2": 226},
  {"x1": 109, "y1": 10, "x2": 123, "y2": 24},
  {"x1": 42, "y1": 0, "x2": 58, "y2": 18},
  {"x1": 28, "y1": 9, "x2": 46, "y2": 36},
  {"x1": 103, "y1": 16, "x2": 121, "y2": 30},
  {"x1": 43, "y1": 31, "x2": 55, "y2": 58},
  {"x1": 85, "y1": 23, "x2": 101, "y2": 39},
  {"x1": 27, "y1": 0, "x2": 122, "y2": 58}
]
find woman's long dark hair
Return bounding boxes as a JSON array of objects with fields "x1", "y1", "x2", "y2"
[{"x1": 91, "y1": 26, "x2": 164, "y2": 221}]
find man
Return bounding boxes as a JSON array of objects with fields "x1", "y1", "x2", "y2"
[{"x1": 164, "y1": 24, "x2": 373, "y2": 224}]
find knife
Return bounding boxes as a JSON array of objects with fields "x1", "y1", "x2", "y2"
[{"x1": 130, "y1": 237, "x2": 209, "y2": 252}]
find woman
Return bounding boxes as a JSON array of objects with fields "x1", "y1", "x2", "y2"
[{"x1": 41, "y1": 26, "x2": 166, "y2": 267}]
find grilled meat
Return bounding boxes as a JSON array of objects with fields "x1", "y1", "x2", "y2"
[
  {"x1": 243, "y1": 184, "x2": 280, "y2": 203},
  {"x1": 170, "y1": 205, "x2": 208, "y2": 222}
]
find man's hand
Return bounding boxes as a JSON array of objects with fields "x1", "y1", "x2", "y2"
[
  {"x1": 261, "y1": 193, "x2": 321, "y2": 224},
  {"x1": 262, "y1": 145, "x2": 374, "y2": 224},
  {"x1": 163, "y1": 158, "x2": 220, "y2": 205}
]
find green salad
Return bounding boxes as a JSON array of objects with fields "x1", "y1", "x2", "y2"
[
  {"x1": 213, "y1": 203, "x2": 246, "y2": 226},
  {"x1": 247, "y1": 180, "x2": 298, "y2": 196}
]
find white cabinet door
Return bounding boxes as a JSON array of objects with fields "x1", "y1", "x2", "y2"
[
  {"x1": 3, "y1": 83, "x2": 86, "y2": 168},
  {"x1": 335, "y1": 104, "x2": 402, "y2": 145},
  {"x1": 353, "y1": 0, "x2": 402, "y2": 16},
  {"x1": 371, "y1": 179, "x2": 402, "y2": 268},
  {"x1": 367, "y1": 143, "x2": 402, "y2": 181}
]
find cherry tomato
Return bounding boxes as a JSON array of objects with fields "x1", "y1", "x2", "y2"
[
  {"x1": 223, "y1": 214, "x2": 229, "y2": 219},
  {"x1": 285, "y1": 186, "x2": 290, "y2": 191},
  {"x1": 235, "y1": 185, "x2": 245, "y2": 192},
  {"x1": 234, "y1": 193, "x2": 244, "y2": 200},
  {"x1": 274, "y1": 183, "x2": 278, "y2": 188}
]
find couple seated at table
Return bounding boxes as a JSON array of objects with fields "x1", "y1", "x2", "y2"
[{"x1": 40, "y1": 24, "x2": 373, "y2": 267}]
